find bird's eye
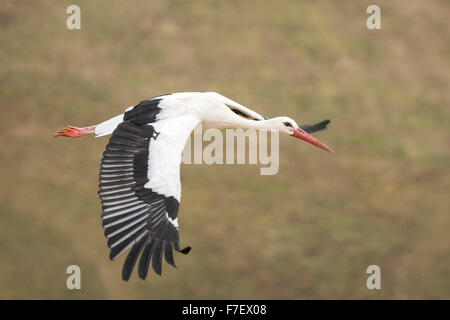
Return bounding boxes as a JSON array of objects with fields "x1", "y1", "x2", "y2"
[{"x1": 283, "y1": 122, "x2": 293, "y2": 128}]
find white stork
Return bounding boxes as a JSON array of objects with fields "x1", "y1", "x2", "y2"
[{"x1": 54, "y1": 92, "x2": 333, "y2": 281}]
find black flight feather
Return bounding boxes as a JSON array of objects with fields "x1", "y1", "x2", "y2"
[
  {"x1": 122, "y1": 234, "x2": 150, "y2": 281},
  {"x1": 299, "y1": 120, "x2": 330, "y2": 134}
]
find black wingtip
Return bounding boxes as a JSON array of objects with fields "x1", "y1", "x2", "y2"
[
  {"x1": 300, "y1": 119, "x2": 331, "y2": 134},
  {"x1": 151, "y1": 240, "x2": 164, "y2": 276},
  {"x1": 313, "y1": 119, "x2": 330, "y2": 128},
  {"x1": 138, "y1": 266, "x2": 148, "y2": 280},
  {"x1": 138, "y1": 240, "x2": 155, "y2": 280},
  {"x1": 164, "y1": 243, "x2": 177, "y2": 268},
  {"x1": 121, "y1": 235, "x2": 150, "y2": 281},
  {"x1": 138, "y1": 274, "x2": 147, "y2": 280},
  {"x1": 179, "y1": 246, "x2": 191, "y2": 255}
]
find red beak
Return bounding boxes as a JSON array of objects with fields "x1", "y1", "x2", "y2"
[{"x1": 292, "y1": 128, "x2": 334, "y2": 153}]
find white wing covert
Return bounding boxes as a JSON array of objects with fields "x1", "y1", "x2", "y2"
[{"x1": 99, "y1": 97, "x2": 198, "y2": 280}]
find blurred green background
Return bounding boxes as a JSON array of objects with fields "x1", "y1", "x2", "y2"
[{"x1": 0, "y1": 0, "x2": 449, "y2": 299}]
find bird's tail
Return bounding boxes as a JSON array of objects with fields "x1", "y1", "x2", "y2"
[
  {"x1": 95, "y1": 106, "x2": 136, "y2": 137},
  {"x1": 94, "y1": 114, "x2": 125, "y2": 137}
]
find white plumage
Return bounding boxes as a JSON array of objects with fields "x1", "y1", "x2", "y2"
[
  {"x1": 144, "y1": 115, "x2": 200, "y2": 201},
  {"x1": 54, "y1": 91, "x2": 333, "y2": 281}
]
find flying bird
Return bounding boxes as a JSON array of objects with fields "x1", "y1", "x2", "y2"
[{"x1": 54, "y1": 92, "x2": 333, "y2": 281}]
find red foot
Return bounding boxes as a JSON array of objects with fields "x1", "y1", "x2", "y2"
[{"x1": 53, "y1": 125, "x2": 95, "y2": 138}]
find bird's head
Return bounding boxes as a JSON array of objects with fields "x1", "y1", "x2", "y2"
[
  {"x1": 268, "y1": 116, "x2": 334, "y2": 153},
  {"x1": 201, "y1": 93, "x2": 334, "y2": 153}
]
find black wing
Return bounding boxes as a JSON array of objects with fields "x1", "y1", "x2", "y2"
[
  {"x1": 299, "y1": 120, "x2": 330, "y2": 133},
  {"x1": 99, "y1": 120, "x2": 190, "y2": 281}
]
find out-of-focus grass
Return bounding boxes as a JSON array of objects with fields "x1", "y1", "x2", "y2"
[{"x1": 0, "y1": 0, "x2": 449, "y2": 299}]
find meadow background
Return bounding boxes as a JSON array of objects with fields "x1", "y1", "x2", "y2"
[{"x1": 0, "y1": 0, "x2": 448, "y2": 299}]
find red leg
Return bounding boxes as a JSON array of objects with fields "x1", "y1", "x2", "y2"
[{"x1": 53, "y1": 125, "x2": 97, "y2": 138}]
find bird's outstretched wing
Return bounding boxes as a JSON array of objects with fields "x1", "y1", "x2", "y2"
[
  {"x1": 299, "y1": 120, "x2": 330, "y2": 134},
  {"x1": 99, "y1": 100, "x2": 198, "y2": 281}
]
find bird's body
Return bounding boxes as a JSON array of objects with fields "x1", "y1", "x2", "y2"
[{"x1": 54, "y1": 92, "x2": 333, "y2": 281}]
